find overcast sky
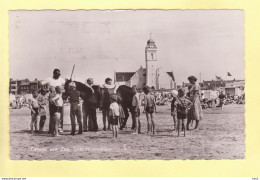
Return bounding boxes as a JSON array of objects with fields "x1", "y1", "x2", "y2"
[{"x1": 9, "y1": 10, "x2": 244, "y2": 85}]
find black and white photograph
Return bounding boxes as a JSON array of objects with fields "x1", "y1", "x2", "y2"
[{"x1": 9, "y1": 10, "x2": 245, "y2": 160}]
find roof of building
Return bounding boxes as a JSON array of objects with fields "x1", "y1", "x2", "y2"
[
  {"x1": 30, "y1": 81, "x2": 39, "y2": 83},
  {"x1": 115, "y1": 72, "x2": 135, "y2": 82},
  {"x1": 10, "y1": 79, "x2": 29, "y2": 82},
  {"x1": 20, "y1": 82, "x2": 30, "y2": 86},
  {"x1": 115, "y1": 70, "x2": 175, "y2": 82}
]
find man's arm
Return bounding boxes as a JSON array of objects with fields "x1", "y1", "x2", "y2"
[
  {"x1": 113, "y1": 85, "x2": 119, "y2": 94},
  {"x1": 29, "y1": 101, "x2": 35, "y2": 114},
  {"x1": 85, "y1": 83, "x2": 94, "y2": 93},
  {"x1": 143, "y1": 96, "x2": 147, "y2": 112},
  {"x1": 40, "y1": 78, "x2": 50, "y2": 86},
  {"x1": 134, "y1": 96, "x2": 139, "y2": 112},
  {"x1": 187, "y1": 99, "x2": 193, "y2": 109}
]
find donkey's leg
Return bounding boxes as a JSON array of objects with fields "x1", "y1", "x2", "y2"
[{"x1": 121, "y1": 106, "x2": 129, "y2": 129}]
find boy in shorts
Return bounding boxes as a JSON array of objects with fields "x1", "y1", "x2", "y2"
[
  {"x1": 143, "y1": 85, "x2": 156, "y2": 134},
  {"x1": 131, "y1": 85, "x2": 141, "y2": 134},
  {"x1": 51, "y1": 86, "x2": 63, "y2": 137},
  {"x1": 176, "y1": 88, "x2": 192, "y2": 137},
  {"x1": 67, "y1": 82, "x2": 83, "y2": 135},
  {"x1": 29, "y1": 90, "x2": 41, "y2": 134},
  {"x1": 109, "y1": 95, "x2": 120, "y2": 138}
]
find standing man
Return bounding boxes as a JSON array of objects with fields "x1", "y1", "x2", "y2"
[
  {"x1": 131, "y1": 85, "x2": 141, "y2": 134},
  {"x1": 82, "y1": 78, "x2": 98, "y2": 132},
  {"x1": 40, "y1": 69, "x2": 65, "y2": 133},
  {"x1": 100, "y1": 78, "x2": 119, "y2": 131},
  {"x1": 218, "y1": 91, "x2": 226, "y2": 113}
]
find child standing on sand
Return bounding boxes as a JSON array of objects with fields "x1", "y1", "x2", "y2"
[
  {"x1": 109, "y1": 95, "x2": 120, "y2": 138},
  {"x1": 143, "y1": 85, "x2": 156, "y2": 134},
  {"x1": 51, "y1": 86, "x2": 63, "y2": 137},
  {"x1": 176, "y1": 89, "x2": 192, "y2": 137},
  {"x1": 132, "y1": 85, "x2": 141, "y2": 134},
  {"x1": 29, "y1": 90, "x2": 41, "y2": 134},
  {"x1": 171, "y1": 90, "x2": 178, "y2": 131},
  {"x1": 66, "y1": 82, "x2": 83, "y2": 135}
]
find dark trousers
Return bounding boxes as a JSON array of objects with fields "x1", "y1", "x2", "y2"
[
  {"x1": 83, "y1": 102, "x2": 98, "y2": 131},
  {"x1": 70, "y1": 103, "x2": 82, "y2": 134}
]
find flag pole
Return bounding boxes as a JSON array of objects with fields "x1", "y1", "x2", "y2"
[
  {"x1": 224, "y1": 72, "x2": 227, "y2": 94},
  {"x1": 70, "y1": 64, "x2": 75, "y2": 80}
]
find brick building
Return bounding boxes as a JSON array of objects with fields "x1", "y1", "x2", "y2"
[{"x1": 9, "y1": 78, "x2": 48, "y2": 95}]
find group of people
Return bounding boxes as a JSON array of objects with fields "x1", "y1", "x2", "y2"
[
  {"x1": 28, "y1": 68, "x2": 204, "y2": 138},
  {"x1": 170, "y1": 76, "x2": 204, "y2": 137}
]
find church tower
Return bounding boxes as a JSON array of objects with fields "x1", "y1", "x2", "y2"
[{"x1": 145, "y1": 35, "x2": 158, "y2": 89}]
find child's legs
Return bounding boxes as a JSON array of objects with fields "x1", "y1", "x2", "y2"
[
  {"x1": 30, "y1": 114, "x2": 37, "y2": 132},
  {"x1": 146, "y1": 113, "x2": 150, "y2": 132},
  {"x1": 59, "y1": 106, "x2": 64, "y2": 130},
  {"x1": 137, "y1": 117, "x2": 141, "y2": 133},
  {"x1": 221, "y1": 103, "x2": 224, "y2": 111},
  {"x1": 177, "y1": 118, "x2": 181, "y2": 136},
  {"x1": 182, "y1": 118, "x2": 187, "y2": 136},
  {"x1": 34, "y1": 115, "x2": 39, "y2": 131},
  {"x1": 115, "y1": 125, "x2": 119, "y2": 137},
  {"x1": 148, "y1": 113, "x2": 153, "y2": 133},
  {"x1": 134, "y1": 115, "x2": 138, "y2": 133},
  {"x1": 172, "y1": 115, "x2": 176, "y2": 130},
  {"x1": 151, "y1": 113, "x2": 155, "y2": 133},
  {"x1": 111, "y1": 125, "x2": 115, "y2": 137},
  {"x1": 53, "y1": 113, "x2": 60, "y2": 136}
]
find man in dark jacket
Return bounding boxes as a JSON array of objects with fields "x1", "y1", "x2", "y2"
[{"x1": 82, "y1": 78, "x2": 99, "y2": 132}]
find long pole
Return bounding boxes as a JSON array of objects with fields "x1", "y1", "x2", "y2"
[{"x1": 70, "y1": 64, "x2": 75, "y2": 80}]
